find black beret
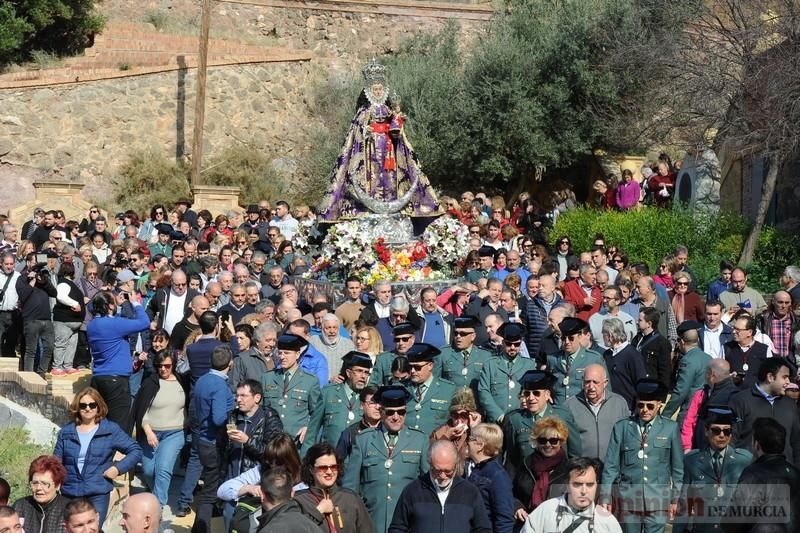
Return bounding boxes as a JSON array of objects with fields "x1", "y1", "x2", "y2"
[
  {"x1": 343, "y1": 351, "x2": 374, "y2": 369},
  {"x1": 45, "y1": 249, "x2": 59, "y2": 259},
  {"x1": 156, "y1": 223, "x2": 173, "y2": 235},
  {"x1": 375, "y1": 385, "x2": 411, "y2": 408},
  {"x1": 635, "y1": 378, "x2": 668, "y2": 401},
  {"x1": 676, "y1": 320, "x2": 703, "y2": 336},
  {"x1": 498, "y1": 322, "x2": 526, "y2": 342},
  {"x1": 392, "y1": 321, "x2": 417, "y2": 337},
  {"x1": 520, "y1": 370, "x2": 557, "y2": 391},
  {"x1": 478, "y1": 246, "x2": 496, "y2": 258},
  {"x1": 276, "y1": 333, "x2": 308, "y2": 351},
  {"x1": 559, "y1": 317, "x2": 589, "y2": 337},
  {"x1": 405, "y1": 343, "x2": 441, "y2": 363},
  {"x1": 453, "y1": 316, "x2": 480, "y2": 329},
  {"x1": 704, "y1": 406, "x2": 737, "y2": 426},
  {"x1": 247, "y1": 204, "x2": 260, "y2": 214}
]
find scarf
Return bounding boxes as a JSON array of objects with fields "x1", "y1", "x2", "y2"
[
  {"x1": 672, "y1": 292, "x2": 685, "y2": 323},
  {"x1": 530, "y1": 448, "x2": 565, "y2": 509}
]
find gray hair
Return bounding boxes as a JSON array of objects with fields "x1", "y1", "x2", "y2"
[
  {"x1": 255, "y1": 300, "x2": 275, "y2": 313},
  {"x1": 218, "y1": 271, "x2": 234, "y2": 282},
  {"x1": 601, "y1": 317, "x2": 628, "y2": 344},
  {"x1": 374, "y1": 279, "x2": 392, "y2": 291},
  {"x1": 578, "y1": 263, "x2": 596, "y2": 277},
  {"x1": 199, "y1": 256, "x2": 219, "y2": 270},
  {"x1": 252, "y1": 251, "x2": 267, "y2": 263},
  {"x1": 233, "y1": 263, "x2": 250, "y2": 276},
  {"x1": 244, "y1": 280, "x2": 261, "y2": 291},
  {"x1": 784, "y1": 266, "x2": 800, "y2": 284},
  {"x1": 61, "y1": 244, "x2": 75, "y2": 256},
  {"x1": 428, "y1": 438, "x2": 458, "y2": 463},
  {"x1": 390, "y1": 295, "x2": 410, "y2": 314},
  {"x1": 254, "y1": 322, "x2": 277, "y2": 341},
  {"x1": 673, "y1": 245, "x2": 689, "y2": 256},
  {"x1": 321, "y1": 313, "x2": 340, "y2": 325}
]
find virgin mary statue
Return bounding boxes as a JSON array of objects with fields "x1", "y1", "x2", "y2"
[{"x1": 316, "y1": 56, "x2": 442, "y2": 221}]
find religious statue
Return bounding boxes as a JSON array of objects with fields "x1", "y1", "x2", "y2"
[{"x1": 317, "y1": 56, "x2": 442, "y2": 221}]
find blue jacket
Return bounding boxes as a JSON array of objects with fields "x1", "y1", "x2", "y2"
[
  {"x1": 468, "y1": 457, "x2": 515, "y2": 533},
  {"x1": 388, "y1": 473, "x2": 491, "y2": 533},
  {"x1": 190, "y1": 369, "x2": 235, "y2": 443},
  {"x1": 276, "y1": 343, "x2": 329, "y2": 388},
  {"x1": 54, "y1": 419, "x2": 142, "y2": 497},
  {"x1": 87, "y1": 305, "x2": 150, "y2": 377},
  {"x1": 187, "y1": 336, "x2": 240, "y2": 384}
]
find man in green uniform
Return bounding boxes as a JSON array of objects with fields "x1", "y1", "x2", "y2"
[
  {"x1": 466, "y1": 246, "x2": 494, "y2": 284},
  {"x1": 602, "y1": 378, "x2": 684, "y2": 533},
  {"x1": 477, "y1": 322, "x2": 537, "y2": 423},
  {"x1": 434, "y1": 316, "x2": 492, "y2": 394},
  {"x1": 311, "y1": 351, "x2": 373, "y2": 446},
  {"x1": 260, "y1": 333, "x2": 323, "y2": 455},
  {"x1": 674, "y1": 407, "x2": 752, "y2": 533},
  {"x1": 404, "y1": 343, "x2": 457, "y2": 437},
  {"x1": 547, "y1": 317, "x2": 607, "y2": 404},
  {"x1": 370, "y1": 322, "x2": 417, "y2": 386},
  {"x1": 662, "y1": 321, "x2": 711, "y2": 422},
  {"x1": 342, "y1": 385, "x2": 429, "y2": 533},
  {"x1": 502, "y1": 369, "x2": 583, "y2": 478}
]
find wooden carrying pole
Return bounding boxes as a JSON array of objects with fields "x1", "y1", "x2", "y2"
[{"x1": 191, "y1": 0, "x2": 212, "y2": 186}]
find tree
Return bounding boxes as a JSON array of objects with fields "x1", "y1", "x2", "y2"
[{"x1": 0, "y1": 0, "x2": 104, "y2": 65}]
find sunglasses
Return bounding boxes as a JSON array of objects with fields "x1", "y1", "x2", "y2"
[
  {"x1": 409, "y1": 363, "x2": 430, "y2": 371},
  {"x1": 90, "y1": 210, "x2": 98, "y2": 214},
  {"x1": 314, "y1": 464, "x2": 339, "y2": 473},
  {"x1": 536, "y1": 437, "x2": 561, "y2": 446},
  {"x1": 559, "y1": 240, "x2": 570, "y2": 245},
  {"x1": 709, "y1": 427, "x2": 732, "y2": 436},
  {"x1": 522, "y1": 389, "x2": 545, "y2": 397},
  {"x1": 675, "y1": 281, "x2": 689, "y2": 286},
  {"x1": 155, "y1": 364, "x2": 173, "y2": 369},
  {"x1": 503, "y1": 340, "x2": 522, "y2": 347},
  {"x1": 394, "y1": 335, "x2": 414, "y2": 343},
  {"x1": 637, "y1": 402, "x2": 658, "y2": 410},
  {"x1": 384, "y1": 408, "x2": 407, "y2": 417},
  {"x1": 454, "y1": 330, "x2": 474, "y2": 337},
  {"x1": 79, "y1": 402, "x2": 98, "y2": 410}
]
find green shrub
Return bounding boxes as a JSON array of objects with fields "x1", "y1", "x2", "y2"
[
  {"x1": 112, "y1": 150, "x2": 191, "y2": 214},
  {"x1": 0, "y1": 427, "x2": 52, "y2": 503},
  {"x1": 748, "y1": 227, "x2": 800, "y2": 294},
  {"x1": 201, "y1": 142, "x2": 286, "y2": 206}
]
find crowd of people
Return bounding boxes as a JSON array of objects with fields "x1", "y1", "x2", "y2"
[{"x1": 1, "y1": 190, "x2": 800, "y2": 533}]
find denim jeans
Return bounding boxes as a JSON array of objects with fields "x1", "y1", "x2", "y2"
[
  {"x1": 141, "y1": 429, "x2": 186, "y2": 506},
  {"x1": 52, "y1": 321, "x2": 81, "y2": 370},
  {"x1": 22, "y1": 319, "x2": 54, "y2": 374},
  {"x1": 192, "y1": 436, "x2": 223, "y2": 533},
  {"x1": 179, "y1": 435, "x2": 203, "y2": 508}
]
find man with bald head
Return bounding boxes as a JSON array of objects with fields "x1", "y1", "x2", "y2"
[
  {"x1": 120, "y1": 492, "x2": 161, "y2": 533},
  {"x1": 170, "y1": 295, "x2": 210, "y2": 350},
  {"x1": 663, "y1": 322, "x2": 711, "y2": 421},
  {"x1": 680, "y1": 358, "x2": 739, "y2": 450},
  {"x1": 565, "y1": 363, "x2": 630, "y2": 460},
  {"x1": 204, "y1": 280, "x2": 222, "y2": 311},
  {"x1": 147, "y1": 269, "x2": 199, "y2": 334},
  {"x1": 505, "y1": 250, "x2": 531, "y2": 286},
  {"x1": 757, "y1": 289, "x2": 798, "y2": 360}
]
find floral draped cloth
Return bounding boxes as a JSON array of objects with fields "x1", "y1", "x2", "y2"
[{"x1": 317, "y1": 101, "x2": 442, "y2": 221}]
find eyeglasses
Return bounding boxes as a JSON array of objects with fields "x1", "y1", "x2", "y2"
[
  {"x1": 172, "y1": 282, "x2": 187, "y2": 287},
  {"x1": 409, "y1": 363, "x2": 430, "y2": 371},
  {"x1": 709, "y1": 427, "x2": 732, "y2": 436},
  {"x1": 384, "y1": 408, "x2": 407, "y2": 417},
  {"x1": 536, "y1": 437, "x2": 561, "y2": 446},
  {"x1": 356, "y1": 336, "x2": 371, "y2": 342},
  {"x1": 503, "y1": 340, "x2": 522, "y2": 347},
  {"x1": 453, "y1": 330, "x2": 474, "y2": 337},
  {"x1": 155, "y1": 364, "x2": 173, "y2": 370},
  {"x1": 521, "y1": 389, "x2": 545, "y2": 397},
  {"x1": 636, "y1": 402, "x2": 657, "y2": 411},
  {"x1": 675, "y1": 281, "x2": 689, "y2": 286},
  {"x1": 89, "y1": 210, "x2": 98, "y2": 214},
  {"x1": 147, "y1": 285, "x2": 157, "y2": 290},
  {"x1": 394, "y1": 335, "x2": 414, "y2": 343},
  {"x1": 155, "y1": 211, "x2": 164, "y2": 215},
  {"x1": 314, "y1": 464, "x2": 339, "y2": 473},
  {"x1": 237, "y1": 241, "x2": 247, "y2": 245},
  {"x1": 29, "y1": 480, "x2": 53, "y2": 489},
  {"x1": 79, "y1": 402, "x2": 98, "y2": 410}
]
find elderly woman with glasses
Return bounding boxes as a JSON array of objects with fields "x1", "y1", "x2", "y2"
[
  {"x1": 511, "y1": 416, "x2": 570, "y2": 523},
  {"x1": 670, "y1": 271, "x2": 705, "y2": 323},
  {"x1": 12, "y1": 455, "x2": 71, "y2": 533},
  {"x1": 294, "y1": 443, "x2": 375, "y2": 533},
  {"x1": 54, "y1": 387, "x2": 142, "y2": 526}
]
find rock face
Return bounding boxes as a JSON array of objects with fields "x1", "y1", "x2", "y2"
[
  {"x1": 675, "y1": 148, "x2": 722, "y2": 214},
  {"x1": 0, "y1": 2, "x2": 485, "y2": 213}
]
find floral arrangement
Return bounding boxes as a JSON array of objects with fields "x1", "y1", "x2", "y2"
[{"x1": 304, "y1": 217, "x2": 469, "y2": 284}]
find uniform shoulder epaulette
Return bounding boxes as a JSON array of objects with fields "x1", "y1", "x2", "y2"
[{"x1": 685, "y1": 449, "x2": 701, "y2": 459}]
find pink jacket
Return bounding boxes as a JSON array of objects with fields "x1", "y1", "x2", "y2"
[
  {"x1": 615, "y1": 180, "x2": 641, "y2": 210},
  {"x1": 680, "y1": 388, "x2": 704, "y2": 450}
]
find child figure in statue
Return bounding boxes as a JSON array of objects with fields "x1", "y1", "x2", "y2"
[{"x1": 317, "y1": 56, "x2": 442, "y2": 221}]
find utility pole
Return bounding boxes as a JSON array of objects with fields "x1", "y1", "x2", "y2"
[{"x1": 190, "y1": 0, "x2": 212, "y2": 187}]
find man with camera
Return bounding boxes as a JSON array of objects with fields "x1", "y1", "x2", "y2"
[{"x1": 16, "y1": 251, "x2": 58, "y2": 375}]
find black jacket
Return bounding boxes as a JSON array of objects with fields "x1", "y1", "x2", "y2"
[
  {"x1": 723, "y1": 454, "x2": 800, "y2": 533},
  {"x1": 223, "y1": 406, "x2": 283, "y2": 478},
  {"x1": 132, "y1": 372, "x2": 190, "y2": 437},
  {"x1": 730, "y1": 386, "x2": 800, "y2": 466},
  {"x1": 256, "y1": 500, "x2": 320, "y2": 533},
  {"x1": 724, "y1": 341, "x2": 769, "y2": 390},
  {"x1": 16, "y1": 273, "x2": 56, "y2": 321},
  {"x1": 632, "y1": 330, "x2": 673, "y2": 388},
  {"x1": 604, "y1": 344, "x2": 648, "y2": 410},
  {"x1": 691, "y1": 377, "x2": 739, "y2": 449},
  {"x1": 13, "y1": 494, "x2": 71, "y2": 533},
  {"x1": 389, "y1": 472, "x2": 492, "y2": 533},
  {"x1": 511, "y1": 451, "x2": 570, "y2": 514},
  {"x1": 146, "y1": 287, "x2": 199, "y2": 330},
  {"x1": 359, "y1": 301, "x2": 422, "y2": 330}
]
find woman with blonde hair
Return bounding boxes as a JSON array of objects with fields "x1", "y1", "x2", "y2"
[
  {"x1": 468, "y1": 423, "x2": 514, "y2": 533},
  {"x1": 353, "y1": 325, "x2": 383, "y2": 364}
]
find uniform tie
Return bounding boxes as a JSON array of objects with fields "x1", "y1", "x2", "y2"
[
  {"x1": 712, "y1": 451, "x2": 722, "y2": 476},
  {"x1": 416, "y1": 384, "x2": 427, "y2": 403}
]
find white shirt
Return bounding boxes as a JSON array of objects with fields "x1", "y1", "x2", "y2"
[
  {"x1": 703, "y1": 324, "x2": 723, "y2": 358},
  {"x1": 374, "y1": 301, "x2": 391, "y2": 319},
  {"x1": 163, "y1": 290, "x2": 188, "y2": 334},
  {"x1": 269, "y1": 216, "x2": 299, "y2": 241},
  {"x1": 0, "y1": 270, "x2": 20, "y2": 311},
  {"x1": 522, "y1": 495, "x2": 622, "y2": 533},
  {"x1": 430, "y1": 473, "x2": 452, "y2": 512}
]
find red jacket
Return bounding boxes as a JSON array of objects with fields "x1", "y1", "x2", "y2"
[{"x1": 562, "y1": 279, "x2": 602, "y2": 321}]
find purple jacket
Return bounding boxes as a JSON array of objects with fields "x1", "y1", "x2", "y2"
[{"x1": 615, "y1": 180, "x2": 641, "y2": 209}]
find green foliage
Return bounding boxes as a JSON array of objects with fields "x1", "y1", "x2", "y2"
[
  {"x1": 113, "y1": 150, "x2": 191, "y2": 215},
  {"x1": 201, "y1": 142, "x2": 285, "y2": 205},
  {"x1": 0, "y1": 0, "x2": 105, "y2": 66},
  {"x1": 0, "y1": 427, "x2": 51, "y2": 503},
  {"x1": 749, "y1": 227, "x2": 800, "y2": 293},
  {"x1": 144, "y1": 10, "x2": 169, "y2": 31}
]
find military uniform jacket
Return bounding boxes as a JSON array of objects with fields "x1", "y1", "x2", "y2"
[
  {"x1": 663, "y1": 347, "x2": 711, "y2": 420},
  {"x1": 478, "y1": 354, "x2": 537, "y2": 423},
  {"x1": 602, "y1": 415, "x2": 684, "y2": 513},
  {"x1": 673, "y1": 446, "x2": 752, "y2": 533},
  {"x1": 370, "y1": 350, "x2": 402, "y2": 387},
  {"x1": 311, "y1": 382, "x2": 365, "y2": 447},
  {"x1": 501, "y1": 405, "x2": 583, "y2": 479},
  {"x1": 546, "y1": 347, "x2": 607, "y2": 404},
  {"x1": 435, "y1": 344, "x2": 493, "y2": 392},
  {"x1": 260, "y1": 367, "x2": 322, "y2": 454},
  {"x1": 405, "y1": 377, "x2": 458, "y2": 437},
  {"x1": 341, "y1": 425, "x2": 430, "y2": 533}
]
